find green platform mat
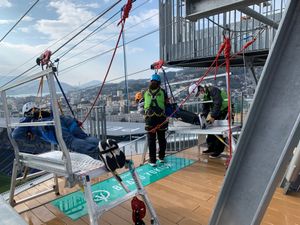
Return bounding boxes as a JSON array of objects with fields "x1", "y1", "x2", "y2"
[{"x1": 52, "y1": 156, "x2": 195, "y2": 220}]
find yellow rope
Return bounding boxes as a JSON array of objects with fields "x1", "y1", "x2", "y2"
[{"x1": 36, "y1": 77, "x2": 44, "y2": 118}]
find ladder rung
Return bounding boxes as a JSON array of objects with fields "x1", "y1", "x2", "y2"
[{"x1": 9, "y1": 121, "x2": 55, "y2": 128}]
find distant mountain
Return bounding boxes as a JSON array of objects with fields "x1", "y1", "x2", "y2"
[
  {"x1": 1, "y1": 67, "x2": 257, "y2": 97},
  {"x1": 0, "y1": 76, "x2": 76, "y2": 96},
  {"x1": 78, "y1": 80, "x2": 101, "y2": 89}
]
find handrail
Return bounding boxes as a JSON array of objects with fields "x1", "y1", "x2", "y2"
[{"x1": 0, "y1": 68, "x2": 53, "y2": 92}]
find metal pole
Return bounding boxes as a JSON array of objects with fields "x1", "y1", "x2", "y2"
[
  {"x1": 225, "y1": 72, "x2": 232, "y2": 123},
  {"x1": 47, "y1": 72, "x2": 73, "y2": 184},
  {"x1": 92, "y1": 109, "x2": 95, "y2": 137},
  {"x1": 121, "y1": 12, "x2": 129, "y2": 114},
  {"x1": 241, "y1": 92, "x2": 244, "y2": 127},
  {"x1": 102, "y1": 105, "x2": 107, "y2": 140},
  {"x1": 100, "y1": 106, "x2": 104, "y2": 140},
  {"x1": 1, "y1": 91, "x2": 20, "y2": 161},
  {"x1": 96, "y1": 107, "x2": 100, "y2": 138},
  {"x1": 89, "y1": 108, "x2": 93, "y2": 136},
  {"x1": 249, "y1": 65, "x2": 258, "y2": 85},
  {"x1": 240, "y1": 7, "x2": 279, "y2": 29}
]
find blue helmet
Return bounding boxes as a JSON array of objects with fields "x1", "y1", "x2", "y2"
[{"x1": 150, "y1": 74, "x2": 161, "y2": 82}]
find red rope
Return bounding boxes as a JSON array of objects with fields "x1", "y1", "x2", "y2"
[
  {"x1": 118, "y1": 0, "x2": 132, "y2": 26},
  {"x1": 81, "y1": 1, "x2": 132, "y2": 125},
  {"x1": 242, "y1": 38, "x2": 256, "y2": 50},
  {"x1": 148, "y1": 37, "x2": 257, "y2": 149},
  {"x1": 148, "y1": 58, "x2": 219, "y2": 133},
  {"x1": 224, "y1": 36, "x2": 233, "y2": 166},
  {"x1": 214, "y1": 43, "x2": 226, "y2": 80}
]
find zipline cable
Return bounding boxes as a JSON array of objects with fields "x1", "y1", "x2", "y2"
[
  {"x1": 52, "y1": 0, "x2": 122, "y2": 56},
  {"x1": 61, "y1": 0, "x2": 155, "y2": 63},
  {"x1": 60, "y1": 19, "x2": 265, "y2": 76},
  {"x1": 0, "y1": 0, "x2": 40, "y2": 43},
  {"x1": 60, "y1": 28, "x2": 158, "y2": 74},
  {"x1": 58, "y1": 11, "x2": 121, "y2": 60},
  {"x1": 80, "y1": 0, "x2": 133, "y2": 124},
  {"x1": 0, "y1": 5, "x2": 116, "y2": 82},
  {"x1": 1, "y1": 0, "x2": 122, "y2": 88}
]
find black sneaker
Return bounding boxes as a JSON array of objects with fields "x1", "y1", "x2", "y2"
[
  {"x1": 209, "y1": 152, "x2": 222, "y2": 159},
  {"x1": 202, "y1": 149, "x2": 215, "y2": 155},
  {"x1": 99, "y1": 139, "x2": 126, "y2": 171}
]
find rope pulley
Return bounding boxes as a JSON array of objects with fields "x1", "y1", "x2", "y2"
[
  {"x1": 131, "y1": 196, "x2": 146, "y2": 225},
  {"x1": 118, "y1": 0, "x2": 132, "y2": 26},
  {"x1": 150, "y1": 59, "x2": 164, "y2": 73}
]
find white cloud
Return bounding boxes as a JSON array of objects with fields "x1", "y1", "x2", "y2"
[
  {"x1": 78, "y1": 3, "x2": 100, "y2": 9},
  {"x1": 0, "y1": 41, "x2": 47, "y2": 55},
  {"x1": 32, "y1": 0, "x2": 120, "y2": 65},
  {"x1": 19, "y1": 27, "x2": 30, "y2": 33},
  {"x1": 127, "y1": 47, "x2": 144, "y2": 54},
  {"x1": 23, "y1": 16, "x2": 34, "y2": 22},
  {"x1": 127, "y1": 9, "x2": 159, "y2": 28},
  {"x1": 35, "y1": 0, "x2": 95, "y2": 40},
  {"x1": 0, "y1": 19, "x2": 14, "y2": 25},
  {"x1": 0, "y1": 42, "x2": 49, "y2": 76},
  {"x1": 0, "y1": 0, "x2": 12, "y2": 7},
  {"x1": 0, "y1": 1, "x2": 159, "y2": 85}
]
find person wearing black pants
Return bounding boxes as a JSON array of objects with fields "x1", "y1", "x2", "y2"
[
  {"x1": 206, "y1": 110, "x2": 228, "y2": 158},
  {"x1": 148, "y1": 129, "x2": 167, "y2": 165},
  {"x1": 189, "y1": 83, "x2": 229, "y2": 158},
  {"x1": 144, "y1": 74, "x2": 168, "y2": 166}
]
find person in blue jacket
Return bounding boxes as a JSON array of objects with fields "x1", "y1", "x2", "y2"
[{"x1": 12, "y1": 102, "x2": 100, "y2": 159}]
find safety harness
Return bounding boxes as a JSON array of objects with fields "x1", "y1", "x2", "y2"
[{"x1": 145, "y1": 88, "x2": 165, "y2": 117}]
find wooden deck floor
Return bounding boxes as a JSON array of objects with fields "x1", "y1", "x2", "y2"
[{"x1": 13, "y1": 147, "x2": 300, "y2": 225}]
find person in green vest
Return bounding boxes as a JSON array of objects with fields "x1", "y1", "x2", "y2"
[
  {"x1": 144, "y1": 74, "x2": 168, "y2": 166},
  {"x1": 189, "y1": 83, "x2": 228, "y2": 158}
]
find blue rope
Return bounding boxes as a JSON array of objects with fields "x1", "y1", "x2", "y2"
[
  {"x1": 54, "y1": 63, "x2": 76, "y2": 118},
  {"x1": 162, "y1": 68, "x2": 175, "y2": 102}
]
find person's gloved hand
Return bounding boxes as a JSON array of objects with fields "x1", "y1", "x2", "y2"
[{"x1": 206, "y1": 114, "x2": 215, "y2": 124}]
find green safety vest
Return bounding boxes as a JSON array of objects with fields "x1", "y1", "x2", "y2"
[
  {"x1": 144, "y1": 88, "x2": 165, "y2": 111},
  {"x1": 204, "y1": 89, "x2": 228, "y2": 112},
  {"x1": 221, "y1": 90, "x2": 228, "y2": 111}
]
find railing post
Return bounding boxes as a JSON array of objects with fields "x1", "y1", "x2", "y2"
[
  {"x1": 96, "y1": 107, "x2": 100, "y2": 139},
  {"x1": 89, "y1": 108, "x2": 93, "y2": 136},
  {"x1": 1, "y1": 91, "x2": 20, "y2": 161},
  {"x1": 93, "y1": 108, "x2": 96, "y2": 137},
  {"x1": 47, "y1": 71, "x2": 73, "y2": 184}
]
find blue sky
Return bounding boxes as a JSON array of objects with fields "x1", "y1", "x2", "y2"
[{"x1": 0, "y1": 0, "x2": 159, "y2": 86}]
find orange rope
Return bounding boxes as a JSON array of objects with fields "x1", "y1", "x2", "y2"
[{"x1": 36, "y1": 77, "x2": 44, "y2": 118}]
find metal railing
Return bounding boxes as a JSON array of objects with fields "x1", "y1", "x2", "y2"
[
  {"x1": 181, "y1": 93, "x2": 250, "y2": 125},
  {"x1": 75, "y1": 106, "x2": 107, "y2": 139},
  {"x1": 159, "y1": 0, "x2": 285, "y2": 63},
  {"x1": 118, "y1": 131, "x2": 198, "y2": 158}
]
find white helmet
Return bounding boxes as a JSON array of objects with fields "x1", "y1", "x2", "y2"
[
  {"x1": 22, "y1": 102, "x2": 37, "y2": 115},
  {"x1": 188, "y1": 83, "x2": 199, "y2": 97}
]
